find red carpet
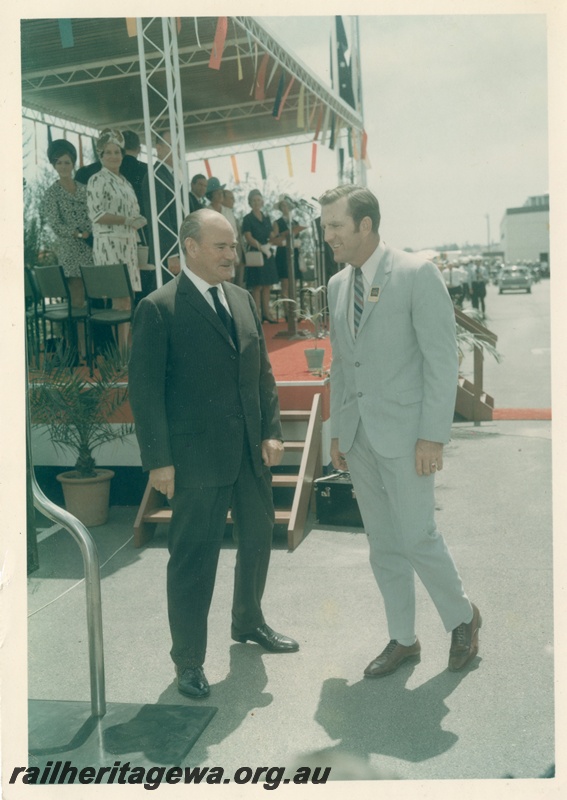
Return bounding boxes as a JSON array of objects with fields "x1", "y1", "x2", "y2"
[
  {"x1": 492, "y1": 408, "x2": 551, "y2": 420},
  {"x1": 263, "y1": 321, "x2": 332, "y2": 381}
]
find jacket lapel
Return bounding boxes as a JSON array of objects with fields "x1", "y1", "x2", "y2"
[
  {"x1": 178, "y1": 273, "x2": 236, "y2": 349},
  {"x1": 357, "y1": 245, "x2": 393, "y2": 336}
]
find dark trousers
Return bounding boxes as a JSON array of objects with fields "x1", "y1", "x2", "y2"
[
  {"x1": 166, "y1": 445, "x2": 274, "y2": 667},
  {"x1": 471, "y1": 281, "x2": 486, "y2": 314}
]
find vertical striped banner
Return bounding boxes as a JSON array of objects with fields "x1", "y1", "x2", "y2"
[
  {"x1": 311, "y1": 142, "x2": 317, "y2": 173},
  {"x1": 204, "y1": 159, "x2": 212, "y2": 178},
  {"x1": 230, "y1": 155, "x2": 240, "y2": 184},
  {"x1": 258, "y1": 151, "x2": 267, "y2": 180},
  {"x1": 285, "y1": 146, "x2": 293, "y2": 177}
]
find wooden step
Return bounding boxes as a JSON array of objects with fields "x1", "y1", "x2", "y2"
[
  {"x1": 142, "y1": 506, "x2": 293, "y2": 525},
  {"x1": 271, "y1": 474, "x2": 299, "y2": 487},
  {"x1": 280, "y1": 410, "x2": 311, "y2": 422},
  {"x1": 284, "y1": 441, "x2": 305, "y2": 452}
]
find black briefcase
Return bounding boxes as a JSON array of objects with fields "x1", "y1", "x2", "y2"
[{"x1": 314, "y1": 471, "x2": 364, "y2": 527}]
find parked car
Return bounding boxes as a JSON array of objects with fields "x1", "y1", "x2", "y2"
[{"x1": 498, "y1": 266, "x2": 532, "y2": 294}]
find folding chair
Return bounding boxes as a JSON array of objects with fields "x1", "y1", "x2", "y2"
[
  {"x1": 32, "y1": 265, "x2": 88, "y2": 367},
  {"x1": 80, "y1": 263, "x2": 134, "y2": 372},
  {"x1": 24, "y1": 266, "x2": 43, "y2": 367}
]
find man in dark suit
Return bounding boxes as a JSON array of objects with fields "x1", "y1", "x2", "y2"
[
  {"x1": 189, "y1": 173, "x2": 208, "y2": 212},
  {"x1": 120, "y1": 130, "x2": 148, "y2": 213},
  {"x1": 129, "y1": 209, "x2": 299, "y2": 699}
]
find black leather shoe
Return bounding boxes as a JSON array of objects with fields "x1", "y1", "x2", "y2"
[
  {"x1": 448, "y1": 603, "x2": 482, "y2": 671},
  {"x1": 176, "y1": 665, "x2": 210, "y2": 698},
  {"x1": 232, "y1": 623, "x2": 299, "y2": 652}
]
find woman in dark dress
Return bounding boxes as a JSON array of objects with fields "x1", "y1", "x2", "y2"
[
  {"x1": 241, "y1": 189, "x2": 278, "y2": 323},
  {"x1": 272, "y1": 197, "x2": 306, "y2": 307}
]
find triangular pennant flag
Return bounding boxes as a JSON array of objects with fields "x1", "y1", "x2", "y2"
[
  {"x1": 204, "y1": 159, "x2": 212, "y2": 178},
  {"x1": 297, "y1": 84, "x2": 305, "y2": 129},
  {"x1": 311, "y1": 142, "x2": 317, "y2": 173},
  {"x1": 58, "y1": 19, "x2": 74, "y2": 49},
  {"x1": 209, "y1": 17, "x2": 228, "y2": 71},
  {"x1": 258, "y1": 151, "x2": 267, "y2": 180},
  {"x1": 255, "y1": 53, "x2": 270, "y2": 101},
  {"x1": 285, "y1": 146, "x2": 293, "y2": 178},
  {"x1": 272, "y1": 73, "x2": 285, "y2": 117},
  {"x1": 230, "y1": 155, "x2": 240, "y2": 184},
  {"x1": 126, "y1": 18, "x2": 136, "y2": 37},
  {"x1": 276, "y1": 77, "x2": 295, "y2": 121}
]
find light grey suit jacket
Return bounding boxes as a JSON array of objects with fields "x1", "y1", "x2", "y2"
[{"x1": 328, "y1": 243, "x2": 458, "y2": 459}]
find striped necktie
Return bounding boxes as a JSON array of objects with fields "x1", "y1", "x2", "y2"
[
  {"x1": 209, "y1": 286, "x2": 236, "y2": 345},
  {"x1": 353, "y1": 267, "x2": 364, "y2": 336}
]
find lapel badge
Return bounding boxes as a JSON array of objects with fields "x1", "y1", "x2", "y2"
[{"x1": 368, "y1": 286, "x2": 380, "y2": 303}]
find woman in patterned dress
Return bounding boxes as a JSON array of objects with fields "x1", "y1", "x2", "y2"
[
  {"x1": 241, "y1": 189, "x2": 278, "y2": 323},
  {"x1": 42, "y1": 139, "x2": 93, "y2": 359},
  {"x1": 87, "y1": 129, "x2": 147, "y2": 347}
]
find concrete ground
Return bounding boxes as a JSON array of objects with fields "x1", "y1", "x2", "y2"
[{"x1": 27, "y1": 418, "x2": 555, "y2": 782}]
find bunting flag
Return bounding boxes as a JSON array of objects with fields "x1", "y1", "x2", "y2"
[
  {"x1": 58, "y1": 19, "x2": 74, "y2": 49},
  {"x1": 209, "y1": 17, "x2": 228, "y2": 70},
  {"x1": 335, "y1": 16, "x2": 355, "y2": 108},
  {"x1": 285, "y1": 146, "x2": 293, "y2": 178},
  {"x1": 230, "y1": 155, "x2": 240, "y2": 184},
  {"x1": 258, "y1": 150, "x2": 267, "y2": 180},
  {"x1": 320, "y1": 106, "x2": 330, "y2": 145},
  {"x1": 311, "y1": 142, "x2": 317, "y2": 173},
  {"x1": 339, "y1": 147, "x2": 345, "y2": 178},
  {"x1": 176, "y1": 18, "x2": 182, "y2": 34},
  {"x1": 361, "y1": 129, "x2": 368, "y2": 160},
  {"x1": 126, "y1": 18, "x2": 136, "y2": 37},
  {"x1": 347, "y1": 128, "x2": 354, "y2": 158},
  {"x1": 329, "y1": 112, "x2": 336, "y2": 150},
  {"x1": 47, "y1": 126, "x2": 53, "y2": 147},
  {"x1": 272, "y1": 73, "x2": 285, "y2": 117},
  {"x1": 297, "y1": 84, "x2": 305, "y2": 129},
  {"x1": 78, "y1": 135, "x2": 84, "y2": 167},
  {"x1": 310, "y1": 100, "x2": 319, "y2": 128},
  {"x1": 255, "y1": 53, "x2": 270, "y2": 101},
  {"x1": 232, "y1": 20, "x2": 243, "y2": 80},
  {"x1": 276, "y1": 77, "x2": 295, "y2": 121},
  {"x1": 194, "y1": 18, "x2": 201, "y2": 48},
  {"x1": 267, "y1": 59, "x2": 279, "y2": 90},
  {"x1": 204, "y1": 159, "x2": 212, "y2": 178},
  {"x1": 352, "y1": 130, "x2": 360, "y2": 160}
]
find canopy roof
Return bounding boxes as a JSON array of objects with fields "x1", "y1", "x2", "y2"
[{"x1": 21, "y1": 16, "x2": 363, "y2": 156}]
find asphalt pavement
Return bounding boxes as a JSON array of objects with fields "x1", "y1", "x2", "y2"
[{"x1": 25, "y1": 279, "x2": 558, "y2": 789}]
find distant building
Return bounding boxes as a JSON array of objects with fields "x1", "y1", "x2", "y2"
[{"x1": 499, "y1": 193, "x2": 549, "y2": 266}]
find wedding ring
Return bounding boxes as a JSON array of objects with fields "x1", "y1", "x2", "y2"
[{"x1": 430, "y1": 463, "x2": 437, "y2": 468}]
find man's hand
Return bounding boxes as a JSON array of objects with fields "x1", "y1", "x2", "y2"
[
  {"x1": 261, "y1": 439, "x2": 284, "y2": 468},
  {"x1": 415, "y1": 439, "x2": 444, "y2": 477},
  {"x1": 330, "y1": 437, "x2": 348, "y2": 471},
  {"x1": 149, "y1": 466, "x2": 175, "y2": 499}
]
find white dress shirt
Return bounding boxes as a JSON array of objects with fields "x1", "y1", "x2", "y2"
[
  {"x1": 348, "y1": 239, "x2": 386, "y2": 337},
  {"x1": 182, "y1": 265, "x2": 232, "y2": 316}
]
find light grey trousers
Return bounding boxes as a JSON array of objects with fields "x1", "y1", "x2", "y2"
[{"x1": 346, "y1": 422, "x2": 472, "y2": 644}]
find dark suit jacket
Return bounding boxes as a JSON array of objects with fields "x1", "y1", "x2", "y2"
[
  {"x1": 128, "y1": 273, "x2": 282, "y2": 488},
  {"x1": 142, "y1": 164, "x2": 179, "y2": 267},
  {"x1": 189, "y1": 192, "x2": 204, "y2": 213},
  {"x1": 120, "y1": 155, "x2": 148, "y2": 213}
]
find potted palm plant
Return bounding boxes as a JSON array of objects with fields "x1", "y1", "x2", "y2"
[{"x1": 28, "y1": 344, "x2": 134, "y2": 526}]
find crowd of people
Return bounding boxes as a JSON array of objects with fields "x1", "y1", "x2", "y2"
[
  {"x1": 40, "y1": 127, "x2": 313, "y2": 358},
  {"x1": 438, "y1": 257, "x2": 490, "y2": 316}
]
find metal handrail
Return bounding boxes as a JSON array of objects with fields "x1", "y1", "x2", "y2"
[{"x1": 27, "y1": 395, "x2": 106, "y2": 717}]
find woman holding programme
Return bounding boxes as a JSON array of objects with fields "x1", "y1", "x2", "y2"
[
  {"x1": 87, "y1": 129, "x2": 146, "y2": 347},
  {"x1": 241, "y1": 189, "x2": 279, "y2": 323},
  {"x1": 42, "y1": 139, "x2": 93, "y2": 360}
]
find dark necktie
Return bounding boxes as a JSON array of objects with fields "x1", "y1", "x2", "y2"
[
  {"x1": 353, "y1": 268, "x2": 364, "y2": 336},
  {"x1": 209, "y1": 286, "x2": 236, "y2": 345}
]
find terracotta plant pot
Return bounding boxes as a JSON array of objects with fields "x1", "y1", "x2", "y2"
[
  {"x1": 56, "y1": 469, "x2": 115, "y2": 527},
  {"x1": 305, "y1": 348, "x2": 325, "y2": 372}
]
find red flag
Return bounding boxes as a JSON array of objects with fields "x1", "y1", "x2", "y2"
[
  {"x1": 230, "y1": 155, "x2": 240, "y2": 184},
  {"x1": 255, "y1": 53, "x2": 270, "y2": 101},
  {"x1": 204, "y1": 159, "x2": 212, "y2": 178},
  {"x1": 311, "y1": 143, "x2": 317, "y2": 173},
  {"x1": 209, "y1": 17, "x2": 228, "y2": 70}
]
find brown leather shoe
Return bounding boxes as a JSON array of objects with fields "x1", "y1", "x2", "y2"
[
  {"x1": 448, "y1": 603, "x2": 482, "y2": 671},
  {"x1": 364, "y1": 639, "x2": 421, "y2": 678}
]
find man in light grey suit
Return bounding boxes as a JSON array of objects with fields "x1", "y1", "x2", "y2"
[{"x1": 321, "y1": 185, "x2": 481, "y2": 677}]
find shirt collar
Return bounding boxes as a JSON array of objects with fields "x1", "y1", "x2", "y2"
[
  {"x1": 182, "y1": 264, "x2": 227, "y2": 302},
  {"x1": 354, "y1": 239, "x2": 386, "y2": 286}
]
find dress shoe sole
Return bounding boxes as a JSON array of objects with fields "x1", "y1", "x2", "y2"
[
  {"x1": 364, "y1": 652, "x2": 421, "y2": 678},
  {"x1": 231, "y1": 634, "x2": 299, "y2": 652}
]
